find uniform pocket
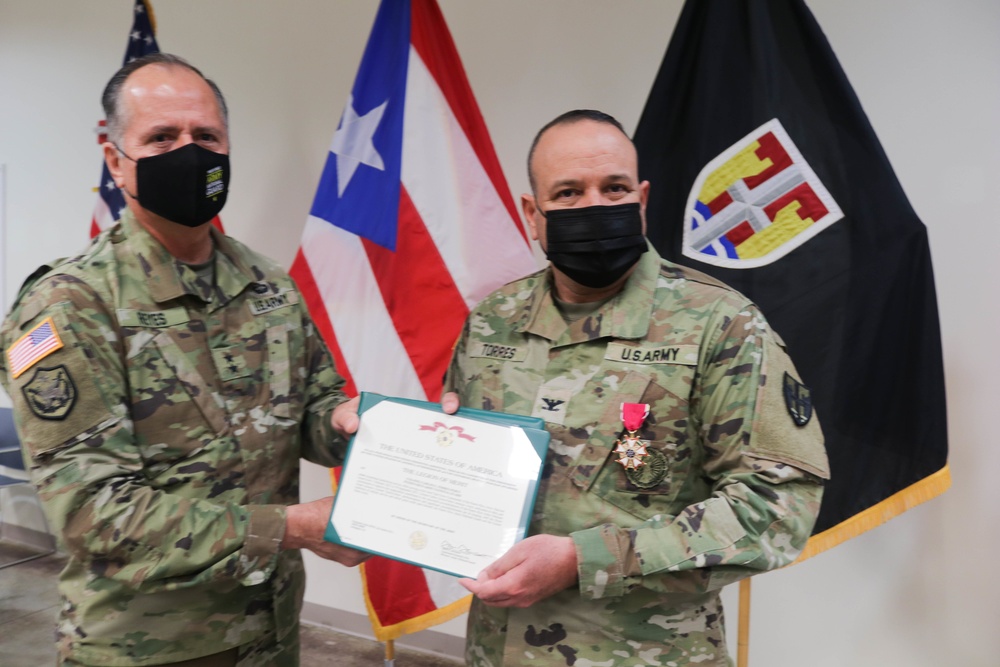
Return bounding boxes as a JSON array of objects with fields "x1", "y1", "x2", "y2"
[
  {"x1": 6, "y1": 307, "x2": 119, "y2": 458},
  {"x1": 455, "y1": 359, "x2": 507, "y2": 414},
  {"x1": 581, "y1": 368, "x2": 700, "y2": 522},
  {"x1": 266, "y1": 319, "x2": 304, "y2": 422},
  {"x1": 127, "y1": 331, "x2": 227, "y2": 453}
]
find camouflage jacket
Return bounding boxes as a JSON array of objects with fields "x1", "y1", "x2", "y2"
[
  {"x1": 0, "y1": 212, "x2": 348, "y2": 665},
  {"x1": 445, "y1": 246, "x2": 829, "y2": 667}
]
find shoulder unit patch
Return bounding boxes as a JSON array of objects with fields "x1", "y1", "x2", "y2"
[
  {"x1": 22, "y1": 365, "x2": 77, "y2": 420},
  {"x1": 782, "y1": 371, "x2": 813, "y2": 427}
]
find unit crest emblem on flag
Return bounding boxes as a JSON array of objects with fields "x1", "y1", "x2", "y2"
[
  {"x1": 22, "y1": 365, "x2": 77, "y2": 421},
  {"x1": 682, "y1": 118, "x2": 843, "y2": 269}
]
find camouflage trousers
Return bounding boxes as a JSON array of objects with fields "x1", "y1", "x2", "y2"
[{"x1": 60, "y1": 623, "x2": 300, "y2": 667}]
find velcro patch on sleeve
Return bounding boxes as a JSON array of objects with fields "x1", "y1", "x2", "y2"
[
  {"x1": 8, "y1": 311, "x2": 118, "y2": 457},
  {"x1": 7, "y1": 317, "x2": 64, "y2": 379},
  {"x1": 749, "y1": 339, "x2": 829, "y2": 479}
]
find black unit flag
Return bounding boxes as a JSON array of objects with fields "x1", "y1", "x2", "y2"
[{"x1": 633, "y1": 0, "x2": 949, "y2": 558}]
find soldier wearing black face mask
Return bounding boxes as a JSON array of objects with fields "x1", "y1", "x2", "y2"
[
  {"x1": 1, "y1": 53, "x2": 371, "y2": 667},
  {"x1": 112, "y1": 141, "x2": 229, "y2": 228},
  {"x1": 445, "y1": 110, "x2": 828, "y2": 667},
  {"x1": 515, "y1": 110, "x2": 656, "y2": 308},
  {"x1": 101, "y1": 54, "x2": 233, "y2": 246},
  {"x1": 542, "y1": 202, "x2": 648, "y2": 288}
]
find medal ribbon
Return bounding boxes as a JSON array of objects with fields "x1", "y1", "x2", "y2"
[{"x1": 620, "y1": 402, "x2": 650, "y2": 433}]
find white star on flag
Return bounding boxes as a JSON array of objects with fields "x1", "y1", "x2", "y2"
[{"x1": 329, "y1": 94, "x2": 387, "y2": 197}]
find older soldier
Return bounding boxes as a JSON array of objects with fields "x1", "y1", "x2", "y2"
[
  {"x1": 446, "y1": 110, "x2": 830, "y2": 666},
  {"x1": 0, "y1": 54, "x2": 366, "y2": 666}
]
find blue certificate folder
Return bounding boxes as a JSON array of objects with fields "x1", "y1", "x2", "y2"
[{"x1": 323, "y1": 391, "x2": 550, "y2": 579}]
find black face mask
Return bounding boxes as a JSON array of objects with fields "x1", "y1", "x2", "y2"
[
  {"x1": 543, "y1": 202, "x2": 647, "y2": 288},
  {"x1": 119, "y1": 143, "x2": 229, "y2": 227}
]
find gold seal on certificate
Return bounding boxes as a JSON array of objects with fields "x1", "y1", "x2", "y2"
[{"x1": 324, "y1": 393, "x2": 549, "y2": 579}]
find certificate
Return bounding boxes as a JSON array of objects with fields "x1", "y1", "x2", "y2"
[{"x1": 324, "y1": 392, "x2": 549, "y2": 578}]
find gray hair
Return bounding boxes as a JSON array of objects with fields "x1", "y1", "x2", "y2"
[{"x1": 101, "y1": 53, "x2": 229, "y2": 146}]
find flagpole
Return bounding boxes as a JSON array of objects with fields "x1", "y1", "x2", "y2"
[
  {"x1": 383, "y1": 638, "x2": 395, "y2": 666},
  {"x1": 737, "y1": 578, "x2": 751, "y2": 667}
]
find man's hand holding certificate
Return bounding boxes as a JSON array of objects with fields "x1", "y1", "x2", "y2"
[{"x1": 324, "y1": 393, "x2": 549, "y2": 578}]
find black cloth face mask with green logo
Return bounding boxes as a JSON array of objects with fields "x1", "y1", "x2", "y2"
[
  {"x1": 118, "y1": 143, "x2": 229, "y2": 227},
  {"x1": 543, "y1": 202, "x2": 648, "y2": 288}
]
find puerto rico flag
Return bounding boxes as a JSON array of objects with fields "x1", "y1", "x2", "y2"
[{"x1": 290, "y1": 0, "x2": 536, "y2": 641}]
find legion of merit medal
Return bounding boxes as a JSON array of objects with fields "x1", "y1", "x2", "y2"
[
  {"x1": 614, "y1": 402, "x2": 669, "y2": 489},
  {"x1": 614, "y1": 403, "x2": 651, "y2": 470}
]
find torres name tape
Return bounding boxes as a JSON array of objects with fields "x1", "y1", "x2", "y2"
[
  {"x1": 606, "y1": 342, "x2": 699, "y2": 366},
  {"x1": 468, "y1": 341, "x2": 527, "y2": 362}
]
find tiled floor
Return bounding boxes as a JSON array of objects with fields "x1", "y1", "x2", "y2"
[{"x1": 0, "y1": 541, "x2": 461, "y2": 667}]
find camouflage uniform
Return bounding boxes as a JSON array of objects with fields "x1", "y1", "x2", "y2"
[
  {"x1": 0, "y1": 212, "x2": 348, "y2": 665},
  {"x1": 445, "y1": 246, "x2": 829, "y2": 667}
]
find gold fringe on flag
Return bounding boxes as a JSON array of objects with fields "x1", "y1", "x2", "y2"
[
  {"x1": 360, "y1": 564, "x2": 472, "y2": 642},
  {"x1": 796, "y1": 464, "x2": 952, "y2": 563}
]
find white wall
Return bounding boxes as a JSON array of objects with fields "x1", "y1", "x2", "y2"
[{"x1": 1, "y1": 1, "x2": 997, "y2": 664}]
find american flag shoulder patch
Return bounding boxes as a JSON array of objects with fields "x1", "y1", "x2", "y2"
[{"x1": 8, "y1": 317, "x2": 64, "y2": 379}]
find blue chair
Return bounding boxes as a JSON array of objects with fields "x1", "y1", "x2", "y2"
[{"x1": 0, "y1": 406, "x2": 56, "y2": 568}]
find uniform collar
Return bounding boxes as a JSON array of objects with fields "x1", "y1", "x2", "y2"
[
  {"x1": 118, "y1": 211, "x2": 257, "y2": 307},
  {"x1": 518, "y1": 241, "x2": 660, "y2": 343}
]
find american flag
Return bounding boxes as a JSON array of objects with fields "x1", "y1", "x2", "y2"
[
  {"x1": 291, "y1": 0, "x2": 537, "y2": 642},
  {"x1": 7, "y1": 318, "x2": 63, "y2": 379},
  {"x1": 90, "y1": 0, "x2": 159, "y2": 238}
]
